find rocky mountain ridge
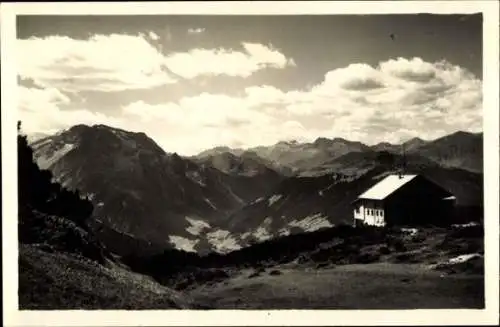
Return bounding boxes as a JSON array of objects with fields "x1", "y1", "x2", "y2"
[{"x1": 31, "y1": 124, "x2": 483, "y2": 254}]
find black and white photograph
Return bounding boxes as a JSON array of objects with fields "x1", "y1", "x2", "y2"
[{"x1": 2, "y1": 1, "x2": 499, "y2": 326}]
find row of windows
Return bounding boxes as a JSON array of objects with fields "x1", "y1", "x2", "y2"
[
  {"x1": 355, "y1": 207, "x2": 384, "y2": 217},
  {"x1": 366, "y1": 208, "x2": 384, "y2": 217}
]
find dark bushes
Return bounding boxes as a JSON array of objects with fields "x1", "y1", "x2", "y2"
[
  {"x1": 379, "y1": 246, "x2": 391, "y2": 255},
  {"x1": 356, "y1": 252, "x2": 380, "y2": 264},
  {"x1": 18, "y1": 125, "x2": 94, "y2": 230},
  {"x1": 448, "y1": 225, "x2": 484, "y2": 238},
  {"x1": 17, "y1": 122, "x2": 107, "y2": 264}
]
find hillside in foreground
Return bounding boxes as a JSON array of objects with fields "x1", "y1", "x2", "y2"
[
  {"x1": 122, "y1": 224, "x2": 484, "y2": 309},
  {"x1": 17, "y1": 123, "x2": 204, "y2": 309}
]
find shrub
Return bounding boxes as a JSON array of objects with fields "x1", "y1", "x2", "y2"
[
  {"x1": 315, "y1": 262, "x2": 329, "y2": 269},
  {"x1": 248, "y1": 271, "x2": 261, "y2": 278},
  {"x1": 393, "y1": 253, "x2": 420, "y2": 263},
  {"x1": 448, "y1": 225, "x2": 484, "y2": 239},
  {"x1": 379, "y1": 246, "x2": 391, "y2": 255},
  {"x1": 411, "y1": 234, "x2": 427, "y2": 243},
  {"x1": 296, "y1": 255, "x2": 310, "y2": 264},
  {"x1": 356, "y1": 252, "x2": 380, "y2": 264},
  {"x1": 391, "y1": 239, "x2": 407, "y2": 252}
]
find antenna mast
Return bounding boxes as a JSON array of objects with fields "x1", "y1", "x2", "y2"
[{"x1": 400, "y1": 142, "x2": 406, "y2": 178}]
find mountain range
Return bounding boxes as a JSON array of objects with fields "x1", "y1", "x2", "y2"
[{"x1": 31, "y1": 124, "x2": 483, "y2": 254}]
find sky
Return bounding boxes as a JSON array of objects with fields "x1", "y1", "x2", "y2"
[{"x1": 17, "y1": 14, "x2": 483, "y2": 155}]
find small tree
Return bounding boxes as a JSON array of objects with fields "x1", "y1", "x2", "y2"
[{"x1": 17, "y1": 121, "x2": 94, "y2": 228}]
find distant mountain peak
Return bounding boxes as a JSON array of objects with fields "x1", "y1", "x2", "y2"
[
  {"x1": 408, "y1": 130, "x2": 482, "y2": 173},
  {"x1": 313, "y1": 137, "x2": 333, "y2": 147},
  {"x1": 194, "y1": 145, "x2": 243, "y2": 159},
  {"x1": 314, "y1": 137, "x2": 331, "y2": 142},
  {"x1": 170, "y1": 152, "x2": 182, "y2": 160},
  {"x1": 404, "y1": 136, "x2": 424, "y2": 142},
  {"x1": 212, "y1": 146, "x2": 233, "y2": 152},
  {"x1": 277, "y1": 140, "x2": 299, "y2": 146},
  {"x1": 332, "y1": 137, "x2": 349, "y2": 143},
  {"x1": 402, "y1": 137, "x2": 427, "y2": 152},
  {"x1": 448, "y1": 130, "x2": 477, "y2": 138},
  {"x1": 376, "y1": 141, "x2": 395, "y2": 146}
]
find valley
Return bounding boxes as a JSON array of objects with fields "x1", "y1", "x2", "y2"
[
  {"x1": 30, "y1": 124, "x2": 484, "y2": 254},
  {"x1": 20, "y1": 123, "x2": 485, "y2": 310}
]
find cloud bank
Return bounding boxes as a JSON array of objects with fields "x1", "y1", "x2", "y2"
[
  {"x1": 17, "y1": 33, "x2": 295, "y2": 92},
  {"x1": 18, "y1": 47, "x2": 482, "y2": 155}
]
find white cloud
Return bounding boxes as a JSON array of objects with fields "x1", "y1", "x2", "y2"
[
  {"x1": 18, "y1": 34, "x2": 177, "y2": 92},
  {"x1": 121, "y1": 93, "x2": 277, "y2": 153},
  {"x1": 18, "y1": 86, "x2": 122, "y2": 136},
  {"x1": 163, "y1": 43, "x2": 296, "y2": 79},
  {"x1": 20, "y1": 57, "x2": 482, "y2": 155},
  {"x1": 187, "y1": 27, "x2": 206, "y2": 34},
  {"x1": 18, "y1": 34, "x2": 295, "y2": 91},
  {"x1": 121, "y1": 57, "x2": 481, "y2": 154},
  {"x1": 379, "y1": 57, "x2": 437, "y2": 82}
]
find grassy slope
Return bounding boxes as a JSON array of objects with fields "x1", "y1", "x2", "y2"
[
  {"x1": 19, "y1": 245, "x2": 206, "y2": 310},
  {"x1": 145, "y1": 226, "x2": 484, "y2": 310},
  {"x1": 188, "y1": 263, "x2": 484, "y2": 309}
]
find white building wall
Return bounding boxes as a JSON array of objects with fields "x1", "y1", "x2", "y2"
[
  {"x1": 354, "y1": 204, "x2": 386, "y2": 227},
  {"x1": 353, "y1": 205, "x2": 365, "y2": 219}
]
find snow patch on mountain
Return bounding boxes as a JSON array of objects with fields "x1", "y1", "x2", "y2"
[
  {"x1": 262, "y1": 217, "x2": 273, "y2": 225},
  {"x1": 448, "y1": 253, "x2": 482, "y2": 264},
  {"x1": 185, "y1": 217, "x2": 211, "y2": 236},
  {"x1": 452, "y1": 222, "x2": 479, "y2": 228},
  {"x1": 252, "y1": 217, "x2": 273, "y2": 242},
  {"x1": 278, "y1": 228, "x2": 291, "y2": 237},
  {"x1": 240, "y1": 231, "x2": 252, "y2": 241},
  {"x1": 37, "y1": 143, "x2": 75, "y2": 169},
  {"x1": 253, "y1": 226, "x2": 272, "y2": 242},
  {"x1": 168, "y1": 235, "x2": 198, "y2": 253},
  {"x1": 186, "y1": 171, "x2": 206, "y2": 187},
  {"x1": 289, "y1": 213, "x2": 333, "y2": 232},
  {"x1": 204, "y1": 198, "x2": 217, "y2": 210},
  {"x1": 207, "y1": 229, "x2": 241, "y2": 254},
  {"x1": 268, "y1": 194, "x2": 282, "y2": 206},
  {"x1": 31, "y1": 138, "x2": 52, "y2": 149}
]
